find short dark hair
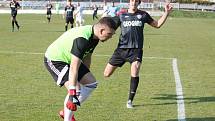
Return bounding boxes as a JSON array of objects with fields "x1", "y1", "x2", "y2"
[
  {"x1": 130, "y1": 0, "x2": 141, "y2": 4},
  {"x1": 97, "y1": 17, "x2": 117, "y2": 30}
]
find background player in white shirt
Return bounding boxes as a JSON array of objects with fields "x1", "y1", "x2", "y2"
[
  {"x1": 74, "y1": 3, "x2": 84, "y2": 27},
  {"x1": 101, "y1": 1, "x2": 109, "y2": 17}
]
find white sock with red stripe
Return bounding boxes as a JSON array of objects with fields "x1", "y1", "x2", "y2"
[{"x1": 64, "y1": 94, "x2": 73, "y2": 121}]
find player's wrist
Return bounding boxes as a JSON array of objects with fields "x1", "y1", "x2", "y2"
[
  {"x1": 68, "y1": 85, "x2": 76, "y2": 89},
  {"x1": 68, "y1": 85, "x2": 76, "y2": 95},
  {"x1": 163, "y1": 11, "x2": 169, "y2": 16}
]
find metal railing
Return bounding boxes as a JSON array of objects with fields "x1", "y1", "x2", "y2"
[{"x1": 0, "y1": 1, "x2": 215, "y2": 11}]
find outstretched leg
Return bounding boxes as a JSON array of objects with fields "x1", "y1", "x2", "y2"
[{"x1": 104, "y1": 63, "x2": 118, "y2": 77}]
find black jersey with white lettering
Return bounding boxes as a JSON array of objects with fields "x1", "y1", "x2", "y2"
[
  {"x1": 10, "y1": 1, "x2": 20, "y2": 12},
  {"x1": 113, "y1": 10, "x2": 154, "y2": 49},
  {"x1": 65, "y1": 5, "x2": 75, "y2": 18},
  {"x1": 93, "y1": 7, "x2": 98, "y2": 14},
  {"x1": 46, "y1": 3, "x2": 53, "y2": 12}
]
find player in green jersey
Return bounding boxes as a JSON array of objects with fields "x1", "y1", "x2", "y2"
[{"x1": 44, "y1": 17, "x2": 117, "y2": 121}]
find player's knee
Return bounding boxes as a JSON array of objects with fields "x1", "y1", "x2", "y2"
[
  {"x1": 78, "y1": 81, "x2": 98, "y2": 104},
  {"x1": 104, "y1": 71, "x2": 111, "y2": 77}
]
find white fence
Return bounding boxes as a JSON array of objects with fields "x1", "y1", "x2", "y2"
[{"x1": 0, "y1": 1, "x2": 215, "y2": 11}]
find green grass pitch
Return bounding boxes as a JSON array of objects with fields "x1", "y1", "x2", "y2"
[{"x1": 0, "y1": 14, "x2": 215, "y2": 121}]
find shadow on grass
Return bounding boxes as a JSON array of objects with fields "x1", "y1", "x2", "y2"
[
  {"x1": 133, "y1": 94, "x2": 215, "y2": 107},
  {"x1": 166, "y1": 117, "x2": 215, "y2": 121},
  {"x1": 151, "y1": 94, "x2": 215, "y2": 104}
]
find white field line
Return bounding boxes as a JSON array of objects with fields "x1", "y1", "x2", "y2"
[
  {"x1": 0, "y1": 50, "x2": 186, "y2": 120},
  {"x1": 172, "y1": 58, "x2": 186, "y2": 121},
  {"x1": 95, "y1": 54, "x2": 174, "y2": 60},
  {"x1": 0, "y1": 51, "x2": 43, "y2": 55},
  {"x1": 0, "y1": 51, "x2": 173, "y2": 60}
]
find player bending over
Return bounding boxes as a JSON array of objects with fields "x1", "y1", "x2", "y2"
[{"x1": 44, "y1": 17, "x2": 117, "y2": 121}]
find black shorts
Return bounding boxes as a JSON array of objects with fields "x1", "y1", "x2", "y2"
[
  {"x1": 11, "y1": 11, "x2": 17, "y2": 17},
  {"x1": 93, "y1": 12, "x2": 97, "y2": 16},
  {"x1": 47, "y1": 10, "x2": 52, "y2": 15},
  {"x1": 66, "y1": 17, "x2": 74, "y2": 24},
  {"x1": 44, "y1": 57, "x2": 90, "y2": 87},
  {"x1": 109, "y1": 48, "x2": 143, "y2": 67}
]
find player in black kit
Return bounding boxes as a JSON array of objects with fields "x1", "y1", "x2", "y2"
[
  {"x1": 46, "y1": 1, "x2": 53, "y2": 23},
  {"x1": 10, "y1": 0, "x2": 20, "y2": 32},
  {"x1": 92, "y1": 4, "x2": 98, "y2": 20},
  {"x1": 104, "y1": 0, "x2": 173, "y2": 108},
  {"x1": 64, "y1": 0, "x2": 75, "y2": 31}
]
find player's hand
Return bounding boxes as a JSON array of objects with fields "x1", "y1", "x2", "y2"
[
  {"x1": 66, "y1": 89, "x2": 80, "y2": 111},
  {"x1": 165, "y1": 3, "x2": 173, "y2": 13}
]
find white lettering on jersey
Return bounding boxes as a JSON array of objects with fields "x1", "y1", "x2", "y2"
[
  {"x1": 122, "y1": 21, "x2": 142, "y2": 27},
  {"x1": 11, "y1": 5, "x2": 15, "y2": 8},
  {"x1": 10, "y1": 3, "x2": 15, "y2": 8}
]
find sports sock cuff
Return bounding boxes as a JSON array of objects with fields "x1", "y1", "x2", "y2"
[
  {"x1": 84, "y1": 81, "x2": 98, "y2": 88},
  {"x1": 131, "y1": 77, "x2": 139, "y2": 82}
]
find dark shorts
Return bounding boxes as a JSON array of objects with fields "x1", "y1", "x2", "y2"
[
  {"x1": 47, "y1": 10, "x2": 52, "y2": 15},
  {"x1": 93, "y1": 12, "x2": 97, "y2": 16},
  {"x1": 66, "y1": 17, "x2": 74, "y2": 24},
  {"x1": 109, "y1": 48, "x2": 143, "y2": 67},
  {"x1": 44, "y1": 57, "x2": 90, "y2": 87},
  {"x1": 11, "y1": 11, "x2": 17, "y2": 17}
]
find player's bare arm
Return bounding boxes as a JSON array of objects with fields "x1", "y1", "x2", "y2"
[
  {"x1": 149, "y1": 3, "x2": 173, "y2": 28},
  {"x1": 67, "y1": 55, "x2": 82, "y2": 88}
]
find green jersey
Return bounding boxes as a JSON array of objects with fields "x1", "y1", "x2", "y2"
[{"x1": 45, "y1": 25, "x2": 99, "y2": 64}]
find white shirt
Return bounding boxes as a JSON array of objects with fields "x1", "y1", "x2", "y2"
[{"x1": 76, "y1": 6, "x2": 84, "y2": 19}]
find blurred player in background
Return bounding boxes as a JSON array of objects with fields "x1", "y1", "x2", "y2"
[
  {"x1": 101, "y1": 1, "x2": 109, "y2": 17},
  {"x1": 55, "y1": 2, "x2": 60, "y2": 15},
  {"x1": 92, "y1": 4, "x2": 98, "y2": 20},
  {"x1": 74, "y1": 2, "x2": 84, "y2": 27},
  {"x1": 44, "y1": 17, "x2": 117, "y2": 121},
  {"x1": 107, "y1": 1, "x2": 120, "y2": 17},
  {"x1": 64, "y1": 0, "x2": 75, "y2": 31},
  {"x1": 10, "y1": 0, "x2": 20, "y2": 32},
  {"x1": 46, "y1": 1, "x2": 53, "y2": 23},
  {"x1": 104, "y1": 0, "x2": 173, "y2": 108}
]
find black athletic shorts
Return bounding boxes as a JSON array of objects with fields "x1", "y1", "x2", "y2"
[
  {"x1": 66, "y1": 17, "x2": 74, "y2": 24},
  {"x1": 109, "y1": 48, "x2": 143, "y2": 67},
  {"x1": 44, "y1": 57, "x2": 90, "y2": 87},
  {"x1": 47, "y1": 10, "x2": 52, "y2": 15},
  {"x1": 11, "y1": 11, "x2": 17, "y2": 17}
]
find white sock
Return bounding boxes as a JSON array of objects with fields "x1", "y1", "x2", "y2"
[
  {"x1": 64, "y1": 94, "x2": 73, "y2": 121},
  {"x1": 78, "y1": 82, "x2": 98, "y2": 104}
]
